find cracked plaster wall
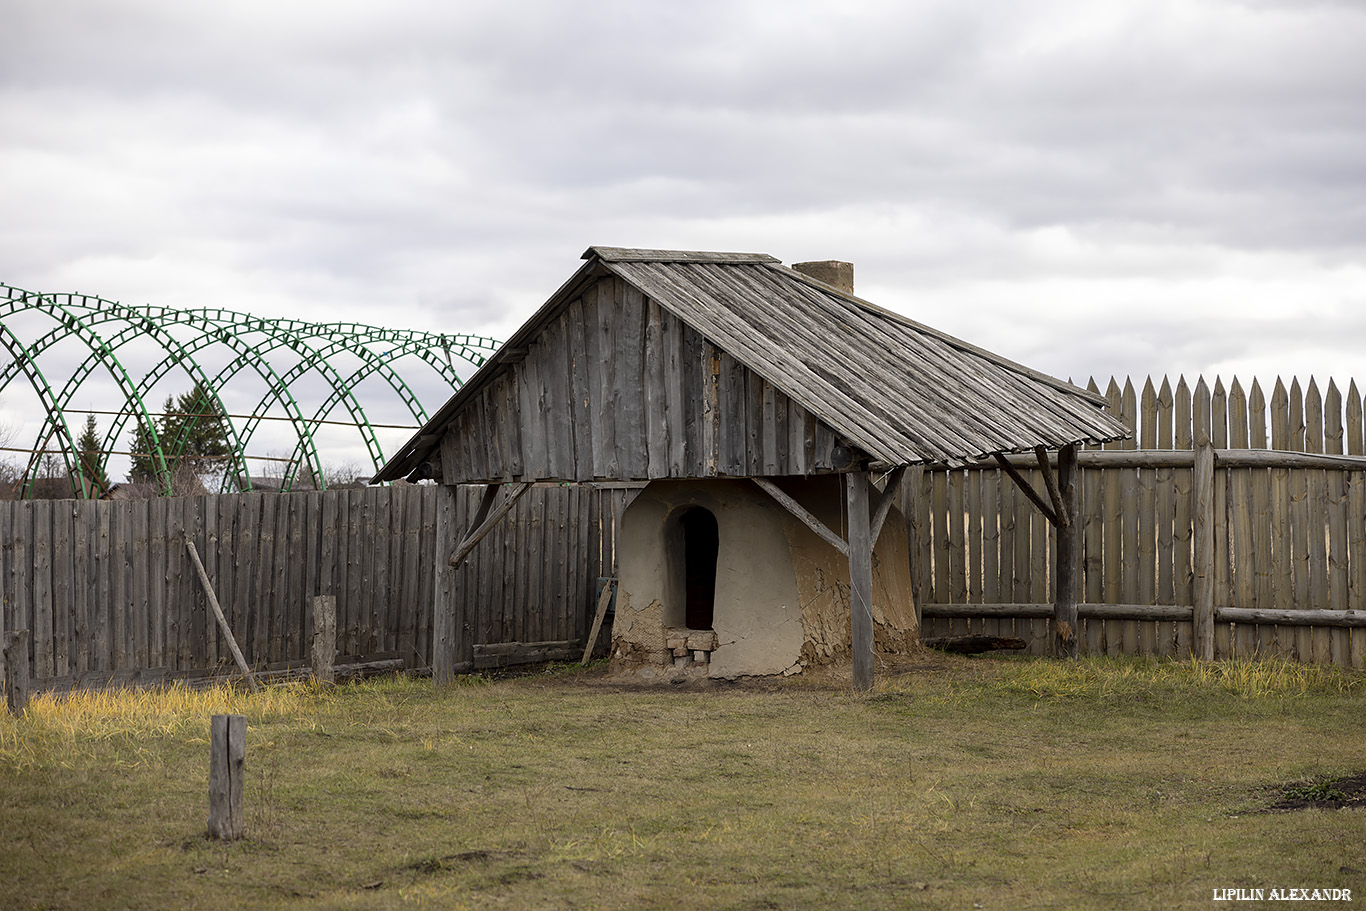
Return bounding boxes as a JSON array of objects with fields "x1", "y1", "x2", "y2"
[{"x1": 610, "y1": 477, "x2": 917, "y2": 679}]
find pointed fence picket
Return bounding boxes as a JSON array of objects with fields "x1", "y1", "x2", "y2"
[{"x1": 914, "y1": 374, "x2": 1366, "y2": 668}]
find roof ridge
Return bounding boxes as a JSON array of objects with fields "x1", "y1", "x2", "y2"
[{"x1": 584, "y1": 246, "x2": 780, "y2": 265}]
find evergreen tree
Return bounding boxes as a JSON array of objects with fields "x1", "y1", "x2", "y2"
[
  {"x1": 163, "y1": 384, "x2": 231, "y2": 480},
  {"x1": 126, "y1": 385, "x2": 231, "y2": 492},
  {"x1": 74, "y1": 414, "x2": 110, "y2": 496}
]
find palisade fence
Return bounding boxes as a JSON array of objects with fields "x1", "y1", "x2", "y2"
[
  {"x1": 909, "y1": 375, "x2": 1366, "y2": 667},
  {"x1": 0, "y1": 483, "x2": 624, "y2": 695}
]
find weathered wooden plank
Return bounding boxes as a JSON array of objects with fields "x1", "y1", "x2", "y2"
[
  {"x1": 1305, "y1": 377, "x2": 1324, "y2": 455},
  {"x1": 565, "y1": 296, "x2": 594, "y2": 482},
  {"x1": 1328, "y1": 466, "x2": 1349, "y2": 664},
  {"x1": 29, "y1": 500, "x2": 53, "y2": 679},
  {"x1": 1289, "y1": 463, "x2": 1311, "y2": 657},
  {"x1": 947, "y1": 470, "x2": 967, "y2": 603},
  {"x1": 110, "y1": 496, "x2": 130, "y2": 670},
  {"x1": 1348, "y1": 380, "x2": 1364, "y2": 457},
  {"x1": 1351, "y1": 470, "x2": 1366, "y2": 614},
  {"x1": 981, "y1": 469, "x2": 1000, "y2": 607},
  {"x1": 1211, "y1": 377, "x2": 1228, "y2": 450},
  {"x1": 618, "y1": 283, "x2": 649, "y2": 479},
  {"x1": 131, "y1": 497, "x2": 151, "y2": 669},
  {"x1": 1192, "y1": 378, "x2": 1215, "y2": 660},
  {"x1": 643, "y1": 298, "x2": 668, "y2": 479},
  {"x1": 1138, "y1": 457, "x2": 1157, "y2": 655},
  {"x1": 1289, "y1": 378, "x2": 1306, "y2": 452},
  {"x1": 1248, "y1": 378, "x2": 1268, "y2": 449},
  {"x1": 1174, "y1": 376, "x2": 1193, "y2": 451},
  {"x1": 929, "y1": 470, "x2": 948, "y2": 603},
  {"x1": 664, "y1": 308, "x2": 687, "y2": 476},
  {"x1": 431, "y1": 485, "x2": 458, "y2": 683}
]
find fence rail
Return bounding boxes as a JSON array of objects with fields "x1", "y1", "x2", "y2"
[
  {"x1": 0, "y1": 483, "x2": 620, "y2": 695},
  {"x1": 908, "y1": 375, "x2": 1366, "y2": 667}
]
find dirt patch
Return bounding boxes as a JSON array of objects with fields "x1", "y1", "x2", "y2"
[{"x1": 1267, "y1": 773, "x2": 1366, "y2": 812}]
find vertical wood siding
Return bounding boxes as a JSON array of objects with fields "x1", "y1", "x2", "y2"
[
  {"x1": 439, "y1": 275, "x2": 844, "y2": 484},
  {"x1": 911, "y1": 375, "x2": 1366, "y2": 667},
  {"x1": 0, "y1": 483, "x2": 616, "y2": 692}
]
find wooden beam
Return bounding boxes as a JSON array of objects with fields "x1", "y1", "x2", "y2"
[
  {"x1": 1052, "y1": 443, "x2": 1079, "y2": 657},
  {"x1": 870, "y1": 465, "x2": 907, "y2": 545},
  {"x1": 847, "y1": 470, "x2": 875, "y2": 692},
  {"x1": 992, "y1": 453, "x2": 1058, "y2": 526},
  {"x1": 751, "y1": 478, "x2": 848, "y2": 556},
  {"x1": 185, "y1": 540, "x2": 259, "y2": 694},
  {"x1": 923, "y1": 602, "x2": 1196, "y2": 621},
  {"x1": 450, "y1": 482, "x2": 532, "y2": 566},
  {"x1": 1035, "y1": 446, "x2": 1068, "y2": 529}
]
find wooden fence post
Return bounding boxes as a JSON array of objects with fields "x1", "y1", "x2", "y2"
[
  {"x1": 432, "y1": 484, "x2": 458, "y2": 685},
  {"x1": 4, "y1": 629, "x2": 31, "y2": 717},
  {"x1": 208, "y1": 713, "x2": 245, "y2": 840},
  {"x1": 311, "y1": 595, "x2": 337, "y2": 684},
  {"x1": 847, "y1": 469, "x2": 875, "y2": 693},
  {"x1": 1192, "y1": 378, "x2": 1216, "y2": 660},
  {"x1": 1052, "y1": 445, "x2": 1079, "y2": 658}
]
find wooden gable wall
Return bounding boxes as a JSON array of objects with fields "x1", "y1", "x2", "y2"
[{"x1": 439, "y1": 275, "x2": 847, "y2": 483}]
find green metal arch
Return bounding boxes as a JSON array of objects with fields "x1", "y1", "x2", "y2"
[{"x1": 0, "y1": 282, "x2": 500, "y2": 498}]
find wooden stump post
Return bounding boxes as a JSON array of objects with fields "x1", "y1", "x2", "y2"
[
  {"x1": 3, "y1": 629, "x2": 31, "y2": 717},
  {"x1": 1052, "y1": 445, "x2": 1079, "y2": 659},
  {"x1": 311, "y1": 595, "x2": 337, "y2": 684},
  {"x1": 846, "y1": 469, "x2": 875, "y2": 693},
  {"x1": 208, "y1": 714, "x2": 245, "y2": 840}
]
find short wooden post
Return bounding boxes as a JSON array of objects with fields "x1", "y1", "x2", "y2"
[
  {"x1": 846, "y1": 470, "x2": 875, "y2": 693},
  {"x1": 4, "y1": 629, "x2": 31, "y2": 717},
  {"x1": 311, "y1": 595, "x2": 337, "y2": 684},
  {"x1": 208, "y1": 714, "x2": 246, "y2": 840},
  {"x1": 1052, "y1": 445, "x2": 1079, "y2": 659}
]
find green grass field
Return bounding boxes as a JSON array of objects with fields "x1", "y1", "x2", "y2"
[{"x1": 1, "y1": 655, "x2": 1363, "y2": 910}]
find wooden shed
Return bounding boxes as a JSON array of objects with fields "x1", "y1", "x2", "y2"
[{"x1": 375, "y1": 247, "x2": 1128, "y2": 688}]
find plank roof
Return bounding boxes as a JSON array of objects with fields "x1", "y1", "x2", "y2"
[{"x1": 374, "y1": 246, "x2": 1127, "y2": 481}]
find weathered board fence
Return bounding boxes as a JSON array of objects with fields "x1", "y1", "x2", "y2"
[
  {"x1": 909, "y1": 375, "x2": 1366, "y2": 667},
  {"x1": 0, "y1": 483, "x2": 624, "y2": 695}
]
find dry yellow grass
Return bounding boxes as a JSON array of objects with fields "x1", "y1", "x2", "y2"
[{"x1": 1, "y1": 658, "x2": 1362, "y2": 910}]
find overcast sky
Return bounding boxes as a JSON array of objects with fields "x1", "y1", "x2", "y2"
[{"x1": 4, "y1": 0, "x2": 1366, "y2": 428}]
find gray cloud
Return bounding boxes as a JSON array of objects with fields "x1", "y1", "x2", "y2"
[{"x1": 3, "y1": 0, "x2": 1365, "y2": 433}]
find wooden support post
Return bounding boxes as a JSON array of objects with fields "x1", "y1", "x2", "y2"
[
  {"x1": 185, "y1": 540, "x2": 259, "y2": 693},
  {"x1": 1052, "y1": 444, "x2": 1079, "y2": 658},
  {"x1": 432, "y1": 484, "x2": 459, "y2": 685},
  {"x1": 4, "y1": 629, "x2": 31, "y2": 717},
  {"x1": 311, "y1": 595, "x2": 337, "y2": 684},
  {"x1": 847, "y1": 470, "x2": 875, "y2": 693},
  {"x1": 208, "y1": 714, "x2": 246, "y2": 841},
  {"x1": 1192, "y1": 442, "x2": 1216, "y2": 660}
]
